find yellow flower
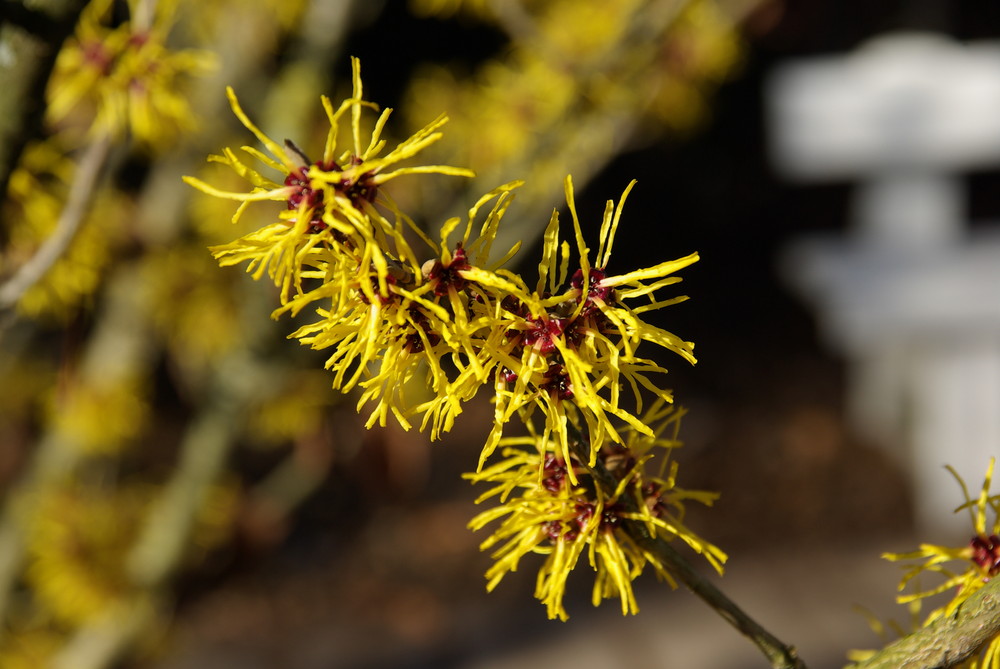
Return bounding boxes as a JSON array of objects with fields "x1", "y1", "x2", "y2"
[
  {"x1": 0, "y1": 626, "x2": 63, "y2": 669},
  {"x1": 24, "y1": 483, "x2": 152, "y2": 626},
  {"x1": 285, "y1": 183, "x2": 521, "y2": 432},
  {"x1": 886, "y1": 460, "x2": 1000, "y2": 609},
  {"x1": 185, "y1": 56, "x2": 473, "y2": 303},
  {"x1": 408, "y1": 0, "x2": 494, "y2": 19},
  {"x1": 466, "y1": 402, "x2": 724, "y2": 620},
  {"x1": 876, "y1": 459, "x2": 1000, "y2": 667},
  {"x1": 46, "y1": 0, "x2": 214, "y2": 149},
  {"x1": 46, "y1": 371, "x2": 149, "y2": 456},
  {"x1": 462, "y1": 175, "x2": 697, "y2": 474}
]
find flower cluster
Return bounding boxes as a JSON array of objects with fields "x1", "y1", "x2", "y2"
[
  {"x1": 188, "y1": 58, "x2": 698, "y2": 462},
  {"x1": 191, "y1": 57, "x2": 717, "y2": 619},
  {"x1": 460, "y1": 176, "x2": 698, "y2": 474},
  {"x1": 466, "y1": 403, "x2": 725, "y2": 620}
]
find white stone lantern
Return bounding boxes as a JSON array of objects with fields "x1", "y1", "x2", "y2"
[{"x1": 768, "y1": 33, "x2": 1000, "y2": 535}]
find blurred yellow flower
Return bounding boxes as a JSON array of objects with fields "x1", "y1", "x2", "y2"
[
  {"x1": 403, "y1": 0, "x2": 745, "y2": 187},
  {"x1": 24, "y1": 478, "x2": 238, "y2": 628},
  {"x1": 141, "y1": 247, "x2": 246, "y2": 375},
  {"x1": 181, "y1": 0, "x2": 308, "y2": 37},
  {"x1": 405, "y1": 56, "x2": 577, "y2": 172},
  {"x1": 2, "y1": 141, "x2": 128, "y2": 320},
  {"x1": 408, "y1": 0, "x2": 494, "y2": 19},
  {"x1": 25, "y1": 484, "x2": 152, "y2": 626},
  {"x1": 47, "y1": 372, "x2": 149, "y2": 456},
  {"x1": 645, "y1": 0, "x2": 743, "y2": 132},
  {"x1": 0, "y1": 626, "x2": 64, "y2": 669},
  {"x1": 246, "y1": 371, "x2": 338, "y2": 446},
  {"x1": 46, "y1": 0, "x2": 215, "y2": 149}
]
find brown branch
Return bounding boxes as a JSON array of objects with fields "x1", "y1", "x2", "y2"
[
  {"x1": 848, "y1": 577, "x2": 1000, "y2": 669},
  {"x1": 633, "y1": 529, "x2": 808, "y2": 669},
  {"x1": 571, "y1": 431, "x2": 807, "y2": 669}
]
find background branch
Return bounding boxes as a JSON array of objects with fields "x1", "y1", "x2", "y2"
[{"x1": 0, "y1": 134, "x2": 111, "y2": 324}]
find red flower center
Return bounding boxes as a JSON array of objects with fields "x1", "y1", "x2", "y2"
[
  {"x1": 425, "y1": 246, "x2": 471, "y2": 296},
  {"x1": 970, "y1": 534, "x2": 1000, "y2": 578}
]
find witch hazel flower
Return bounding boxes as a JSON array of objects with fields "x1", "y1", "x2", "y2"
[
  {"x1": 463, "y1": 175, "x2": 698, "y2": 475},
  {"x1": 191, "y1": 60, "x2": 700, "y2": 477},
  {"x1": 47, "y1": 0, "x2": 215, "y2": 149},
  {"x1": 184, "y1": 56, "x2": 473, "y2": 303},
  {"x1": 886, "y1": 459, "x2": 1000, "y2": 607},
  {"x1": 283, "y1": 183, "x2": 522, "y2": 432},
  {"x1": 848, "y1": 460, "x2": 1000, "y2": 667},
  {"x1": 465, "y1": 402, "x2": 725, "y2": 621}
]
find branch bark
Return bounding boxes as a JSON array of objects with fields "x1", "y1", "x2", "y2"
[
  {"x1": 0, "y1": 134, "x2": 111, "y2": 327},
  {"x1": 848, "y1": 577, "x2": 1000, "y2": 669}
]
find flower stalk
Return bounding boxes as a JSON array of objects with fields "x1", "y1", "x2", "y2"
[{"x1": 571, "y1": 427, "x2": 807, "y2": 669}]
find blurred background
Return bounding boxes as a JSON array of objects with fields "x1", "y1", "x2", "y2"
[{"x1": 3, "y1": 0, "x2": 1000, "y2": 667}]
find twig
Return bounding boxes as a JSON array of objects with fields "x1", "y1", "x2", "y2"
[
  {"x1": 0, "y1": 134, "x2": 112, "y2": 320},
  {"x1": 573, "y1": 432, "x2": 807, "y2": 669},
  {"x1": 847, "y1": 577, "x2": 1000, "y2": 669},
  {"x1": 635, "y1": 530, "x2": 808, "y2": 669}
]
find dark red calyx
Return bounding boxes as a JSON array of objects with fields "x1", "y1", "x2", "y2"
[
  {"x1": 540, "y1": 364, "x2": 573, "y2": 400},
  {"x1": 426, "y1": 246, "x2": 472, "y2": 296},
  {"x1": 970, "y1": 534, "x2": 1000, "y2": 578},
  {"x1": 523, "y1": 316, "x2": 566, "y2": 355},
  {"x1": 571, "y1": 268, "x2": 614, "y2": 308},
  {"x1": 542, "y1": 454, "x2": 568, "y2": 493},
  {"x1": 404, "y1": 309, "x2": 440, "y2": 353},
  {"x1": 498, "y1": 367, "x2": 518, "y2": 384},
  {"x1": 336, "y1": 156, "x2": 378, "y2": 206},
  {"x1": 284, "y1": 160, "x2": 339, "y2": 233}
]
